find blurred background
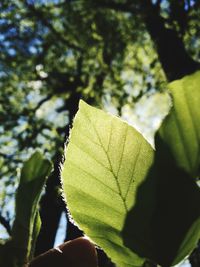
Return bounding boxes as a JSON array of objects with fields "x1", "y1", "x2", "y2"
[{"x1": 0, "y1": 1, "x2": 199, "y2": 266}]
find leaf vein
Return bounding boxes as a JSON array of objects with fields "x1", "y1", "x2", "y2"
[
  {"x1": 182, "y1": 86, "x2": 200, "y2": 176},
  {"x1": 71, "y1": 142, "x2": 111, "y2": 172},
  {"x1": 68, "y1": 159, "x2": 119, "y2": 195},
  {"x1": 124, "y1": 139, "x2": 142, "y2": 203},
  {"x1": 68, "y1": 184, "x2": 123, "y2": 215},
  {"x1": 116, "y1": 124, "x2": 128, "y2": 178},
  {"x1": 173, "y1": 105, "x2": 193, "y2": 172}
]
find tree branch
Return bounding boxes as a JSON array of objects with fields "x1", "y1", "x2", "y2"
[
  {"x1": 0, "y1": 213, "x2": 11, "y2": 236},
  {"x1": 32, "y1": 95, "x2": 53, "y2": 113},
  {"x1": 139, "y1": 0, "x2": 200, "y2": 81}
]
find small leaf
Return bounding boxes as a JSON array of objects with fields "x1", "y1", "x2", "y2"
[
  {"x1": 11, "y1": 151, "x2": 52, "y2": 266},
  {"x1": 159, "y1": 71, "x2": 200, "y2": 178},
  {"x1": 62, "y1": 100, "x2": 154, "y2": 267}
]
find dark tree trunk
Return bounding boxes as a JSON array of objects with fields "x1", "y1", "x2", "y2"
[
  {"x1": 35, "y1": 92, "x2": 81, "y2": 255},
  {"x1": 140, "y1": 0, "x2": 200, "y2": 81},
  {"x1": 35, "y1": 155, "x2": 65, "y2": 255}
]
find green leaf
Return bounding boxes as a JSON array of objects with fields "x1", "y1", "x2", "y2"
[
  {"x1": 62, "y1": 100, "x2": 154, "y2": 267},
  {"x1": 123, "y1": 135, "x2": 200, "y2": 266},
  {"x1": 159, "y1": 71, "x2": 200, "y2": 178},
  {"x1": 62, "y1": 99, "x2": 200, "y2": 267},
  {"x1": 124, "y1": 69, "x2": 200, "y2": 266},
  {"x1": 10, "y1": 151, "x2": 52, "y2": 266}
]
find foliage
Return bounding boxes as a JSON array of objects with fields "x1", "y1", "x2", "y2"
[
  {"x1": 159, "y1": 72, "x2": 200, "y2": 178},
  {"x1": 0, "y1": 152, "x2": 52, "y2": 267},
  {"x1": 1, "y1": 0, "x2": 200, "y2": 266},
  {"x1": 0, "y1": 0, "x2": 167, "y2": 243},
  {"x1": 62, "y1": 72, "x2": 200, "y2": 267}
]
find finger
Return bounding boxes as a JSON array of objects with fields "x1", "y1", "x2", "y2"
[
  {"x1": 59, "y1": 237, "x2": 98, "y2": 267},
  {"x1": 29, "y1": 237, "x2": 98, "y2": 267}
]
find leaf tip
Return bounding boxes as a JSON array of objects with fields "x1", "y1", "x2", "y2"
[{"x1": 79, "y1": 99, "x2": 88, "y2": 110}]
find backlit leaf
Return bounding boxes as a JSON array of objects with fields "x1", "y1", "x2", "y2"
[
  {"x1": 62, "y1": 96, "x2": 200, "y2": 267},
  {"x1": 62, "y1": 100, "x2": 154, "y2": 267},
  {"x1": 11, "y1": 151, "x2": 52, "y2": 265},
  {"x1": 159, "y1": 71, "x2": 200, "y2": 178}
]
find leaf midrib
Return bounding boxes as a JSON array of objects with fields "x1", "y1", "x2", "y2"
[
  {"x1": 82, "y1": 109, "x2": 128, "y2": 212},
  {"x1": 182, "y1": 85, "x2": 200, "y2": 176}
]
